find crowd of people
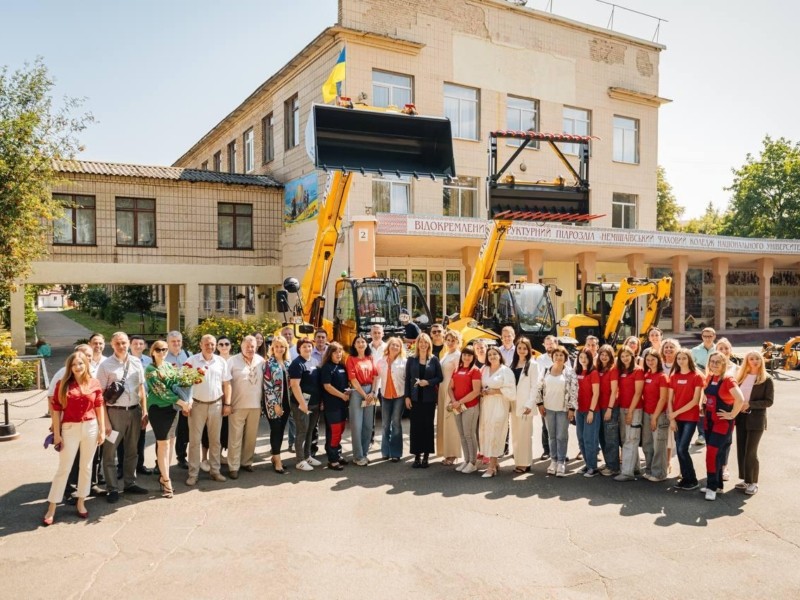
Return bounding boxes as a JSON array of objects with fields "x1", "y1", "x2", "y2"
[{"x1": 41, "y1": 324, "x2": 774, "y2": 525}]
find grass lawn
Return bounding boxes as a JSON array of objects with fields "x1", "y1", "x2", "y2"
[{"x1": 60, "y1": 308, "x2": 166, "y2": 340}]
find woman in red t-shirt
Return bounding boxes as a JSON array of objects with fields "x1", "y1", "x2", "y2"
[
  {"x1": 615, "y1": 348, "x2": 645, "y2": 481},
  {"x1": 596, "y1": 345, "x2": 620, "y2": 476},
  {"x1": 43, "y1": 352, "x2": 106, "y2": 525},
  {"x1": 575, "y1": 349, "x2": 601, "y2": 476},
  {"x1": 641, "y1": 349, "x2": 669, "y2": 482},
  {"x1": 346, "y1": 335, "x2": 379, "y2": 466},
  {"x1": 668, "y1": 349, "x2": 704, "y2": 490},
  {"x1": 448, "y1": 345, "x2": 483, "y2": 473}
]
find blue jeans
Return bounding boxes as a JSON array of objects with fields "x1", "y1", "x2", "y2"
[
  {"x1": 287, "y1": 413, "x2": 296, "y2": 446},
  {"x1": 576, "y1": 410, "x2": 601, "y2": 470},
  {"x1": 544, "y1": 410, "x2": 569, "y2": 463},
  {"x1": 600, "y1": 407, "x2": 620, "y2": 471},
  {"x1": 349, "y1": 385, "x2": 375, "y2": 461},
  {"x1": 674, "y1": 420, "x2": 698, "y2": 484},
  {"x1": 380, "y1": 397, "x2": 404, "y2": 459}
]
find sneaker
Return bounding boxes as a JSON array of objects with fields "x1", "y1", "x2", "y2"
[
  {"x1": 209, "y1": 472, "x2": 227, "y2": 482},
  {"x1": 355, "y1": 458, "x2": 369, "y2": 467},
  {"x1": 462, "y1": 463, "x2": 477, "y2": 474},
  {"x1": 677, "y1": 480, "x2": 699, "y2": 491},
  {"x1": 546, "y1": 460, "x2": 557, "y2": 475},
  {"x1": 185, "y1": 476, "x2": 197, "y2": 486},
  {"x1": 540, "y1": 452, "x2": 551, "y2": 461},
  {"x1": 200, "y1": 460, "x2": 211, "y2": 473},
  {"x1": 614, "y1": 474, "x2": 635, "y2": 482},
  {"x1": 295, "y1": 461, "x2": 313, "y2": 471},
  {"x1": 583, "y1": 468, "x2": 599, "y2": 478},
  {"x1": 644, "y1": 474, "x2": 666, "y2": 482},
  {"x1": 744, "y1": 483, "x2": 758, "y2": 495},
  {"x1": 722, "y1": 469, "x2": 730, "y2": 482},
  {"x1": 735, "y1": 481, "x2": 748, "y2": 490},
  {"x1": 556, "y1": 462, "x2": 566, "y2": 477},
  {"x1": 694, "y1": 435, "x2": 706, "y2": 446},
  {"x1": 600, "y1": 467, "x2": 619, "y2": 477},
  {"x1": 177, "y1": 459, "x2": 189, "y2": 470},
  {"x1": 705, "y1": 489, "x2": 717, "y2": 501},
  {"x1": 455, "y1": 462, "x2": 466, "y2": 472},
  {"x1": 307, "y1": 456, "x2": 322, "y2": 467},
  {"x1": 579, "y1": 466, "x2": 589, "y2": 474}
]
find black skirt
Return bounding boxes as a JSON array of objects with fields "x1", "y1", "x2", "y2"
[
  {"x1": 409, "y1": 401, "x2": 436, "y2": 455},
  {"x1": 148, "y1": 404, "x2": 178, "y2": 441}
]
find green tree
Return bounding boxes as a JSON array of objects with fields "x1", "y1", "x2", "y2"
[
  {"x1": 681, "y1": 202, "x2": 726, "y2": 235},
  {"x1": 656, "y1": 166, "x2": 684, "y2": 231},
  {"x1": 118, "y1": 285, "x2": 154, "y2": 333},
  {"x1": 721, "y1": 136, "x2": 800, "y2": 238},
  {"x1": 0, "y1": 58, "x2": 93, "y2": 289}
]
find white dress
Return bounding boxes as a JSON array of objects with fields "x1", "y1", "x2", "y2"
[
  {"x1": 436, "y1": 350, "x2": 462, "y2": 458},
  {"x1": 479, "y1": 365, "x2": 516, "y2": 458}
]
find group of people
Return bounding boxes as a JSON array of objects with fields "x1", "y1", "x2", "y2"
[{"x1": 41, "y1": 323, "x2": 773, "y2": 525}]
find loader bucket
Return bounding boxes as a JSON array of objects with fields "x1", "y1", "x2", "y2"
[{"x1": 312, "y1": 104, "x2": 456, "y2": 179}]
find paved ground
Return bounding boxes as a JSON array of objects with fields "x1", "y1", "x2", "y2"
[{"x1": 34, "y1": 309, "x2": 94, "y2": 383}]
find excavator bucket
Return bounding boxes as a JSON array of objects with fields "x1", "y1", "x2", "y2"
[{"x1": 312, "y1": 104, "x2": 456, "y2": 179}]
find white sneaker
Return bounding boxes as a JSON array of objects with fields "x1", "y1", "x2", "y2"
[
  {"x1": 200, "y1": 460, "x2": 211, "y2": 473},
  {"x1": 546, "y1": 460, "x2": 557, "y2": 475},
  {"x1": 556, "y1": 462, "x2": 566, "y2": 477},
  {"x1": 355, "y1": 458, "x2": 368, "y2": 466},
  {"x1": 462, "y1": 463, "x2": 477, "y2": 474},
  {"x1": 722, "y1": 469, "x2": 730, "y2": 482},
  {"x1": 295, "y1": 460, "x2": 313, "y2": 471},
  {"x1": 455, "y1": 462, "x2": 466, "y2": 472},
  {"x1": 705, "y1": 489, "x2": 717, "y2": 501},
  {"x1": 745, "y1": 483, "x2": 758, "y2": 495},
  {"x1": 307, "y1": 456, "x2": 322, "y2": 467}
]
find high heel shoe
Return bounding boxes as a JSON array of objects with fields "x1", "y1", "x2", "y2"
[
  {"x1": 76, "y1": 507, "x2": 88, "y2": 519},
  {"x1": 42, "y1": 514, "x2": 54, "y2": 526},
  {"x1": 272, "y1": 456, "x2": 289, "y2": 474},
  {"x1": 482, "y1": 467, "x2": 497, "y2": 478},
  {"x1": 159, "y1": 477, "x2": 174, "y2": 498}
]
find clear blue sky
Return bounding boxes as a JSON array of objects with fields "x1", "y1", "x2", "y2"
[{"x1": 3, "y1": 0, "x2": 798, "y2": 219}]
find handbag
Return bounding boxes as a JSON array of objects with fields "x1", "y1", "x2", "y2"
[{"x1": 103, "y1": 360, "x2": 131, "y2": 405}]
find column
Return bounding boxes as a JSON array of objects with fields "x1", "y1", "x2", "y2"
[
  {"x1": 711, "y1": 257, "x2": 729, "y2": 331},
  {"x1": 626, "y1": 253, "x2": 646, "y2": 278},
  {"x1": 522, "y1": 249, "x2": 544, "y2": 283},
  {"x1": 184, "y1": 283, "x2": 200, "y2": 332},
  {"x1": 238, "y1": 286, "x2": 246, "y2": 318},
  {"x1": 254, "y1": 285, "x2": 267, "y2": 316},
  {"x1": 350, "y1": 216, "x2": 377, "y2": 278},
  {"x1": 166, "y1": 285, "x2": 181, "y2": 332},
  {"x1": 10, "y1": 285, "x2": 26, "y2": 354},
  {"x1": 577, "y1": 251, "x2": 596, "y2": 288},
  {"x1": 757, "y1": 257, "x2": 774, "y2": 329},
  {"x1": 671, "y1": 255, "x2": 688, "y2": 334}
]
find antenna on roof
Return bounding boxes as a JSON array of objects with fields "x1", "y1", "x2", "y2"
[{"x1": 595, "y1": 0, "x2": 667, "y2": 42}]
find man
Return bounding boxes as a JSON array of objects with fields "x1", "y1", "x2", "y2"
[
  {"x1": 185, "y1": 334, "x2": 232, "y2": 486},
  {"x1": 119, "y1": 335, "x2": 153, "y2": 476},
  {"x1": 226, "y1": 335, "x2": 265, "y2": 479},
  {"x1": 368, "y1": 324, "x2": 387, "y2": 450},
  {"x1": 536, "y1": 335, "x2": 556, "y2": 460},
  {"x1": 310, "y1": 329, "x2": 328, "y2": 367},
  {"x1": 399, "y1": 309, "x2": 420, "y2": 347},
  {"x1": 498, "y1": 326, "x2": 516, "y2": 366},
  {"x1": 88, "y1": 333, "x2": 106, "y2": 376},
  {"x1": 430, "y1": 324, "x2": 445, "y2": 358},
  {"x1": 691, "y1": 327, "x2": 716, "y2": 446},
  {"x1": 281, "y1": 326, "x2": 299, "y2": 360},
  {"x1": 97, "y1": 332, "x2": 149, "y2": 503},
  {"x1": 584, "y1": 336, "x2": 599, "y2": 362},
  {"x1": 165, "y1": 331, "x2": 192, "y2": 469}
]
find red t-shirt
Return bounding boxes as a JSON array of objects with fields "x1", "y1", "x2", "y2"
[
  {"x1": 617, "y1": 368, "x2": 645, "y2": 409},
  {"x1": 704, "y1": 375, "x2": 737, "y2": 421},
  {"x1": 577, "y1": 369, "x2": 600, "y2": 412},
  {"x1": 51, "y1": 379, "x2": 103, "y2": 423},
  {"x1": 597, "y1": 367, "x2": 619, "y2": 410},
  {"x1": 669, "y1": 371, "x2": 704, "y2": 422},
  {"x1": 451, "y1": 366, "x2": 482, "y2": 407},
  {"x1": 642, "y1": 371, "x2": 668, "y2": 414},
  {"x1": 346, "y1": 356, "x2": 377, "y2": 386}
]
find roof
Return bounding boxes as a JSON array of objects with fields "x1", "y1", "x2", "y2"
[{"x1": 53, "y1": 159, "x2": 282, "y2": 188}]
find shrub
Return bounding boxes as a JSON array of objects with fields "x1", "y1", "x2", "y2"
[
  {"x1": 0, "y1": 334, "x2": 38, "y2": 390},
  {"x1": 186, "y1": 315, "x2": 280, "y2": 354}
]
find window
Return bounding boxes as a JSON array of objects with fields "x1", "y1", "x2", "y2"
[
  {"x1": 201, "y1": 160, "x2": 208, "y2": 170},
  {"x1": 506, "y1": 96, "x2": 539, "y2": 148},
  {"x1": 53, "y1": 194, "x2": 96, "y2": 245},
  {"x1": 443, "y1": 176, "x2": 478, "y2": 218},
  {"x1": 444, "y1": 84, "x2": 479, "y2": 140},
  {"x1": 227, "y1": 140, "x2": 237, "y2": 173},
  {"x1": 228, "y1": 285, "x2": 238, "y2": 314},
  {"x1": 285, "y1": 94, "x2": 299, "y2": 149},
  {"x1": 115, "y1": 197, "x2": 156, "y2": 247},
  {"x1": 213, "y1": 151, "x2": 222, "y2": 172},
  {"x1": 218, "y1": 202, "x2": 253, "y2": 249},
  {"x1": 562, "y1": 106, "x2": 591, "y2": 155},
  {"x1": 262, "y1": 113, "x2": 274, "y2": 164},
  {"x1": 215, "y1": 285, "x2": 224, "y2": 311},
  {"x1": 613, "y1": 116, "x2": 639, "y2": 164},
  {"x1": 372, "y1": 175, "x2": 411, "y2": 214},
  {"x1": 243, "y1": 128, "x2": 254, "y2": 172},
  {"x1": 372, "y1": 71, "x2": 412, "y2": 108},
  {"x1": 612, "y1": 193, "x2": 637, "y2": 229}
]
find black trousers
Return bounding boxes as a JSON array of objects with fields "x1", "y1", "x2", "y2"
[
  {"x1": 176, "y1": 412, "x2": 189, "y2": 461},
  {"x1": 269, "y1": 411, "x2": 291, "y2": 456},
  {"x1": 736, "y1": 416, "x2": 765, "y2": 484},
  {"x1": 409, "y1": 401, "x2": 436, "y2": 455}
]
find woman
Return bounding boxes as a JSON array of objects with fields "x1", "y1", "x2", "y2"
[
  {"x1": 667, "y1": 349, "x2": 704, "y2": 491},
  {"x1": 404, "y1": 333, "x2": 442, "y2": 468},
  {"x1": 615, "y1": 347, "x2": 645, "y2": 482},
  {"x1": 254, "y1": 331, "x2": 268, "y2": 359},
  {"x1": 480, "y1": 346, "x2": 516, "y2": 477},
  {"x1": 715, "y1": 338, "x2": 739, "y2": 377},
  {"x1": 43, "y1": 352, "x2": 105, "y2": 525},
  {"x1": 660, "y1": 338, "x2": 680, "y2": 374},
  {"x1": 575, "y1": 348, "x2": 600, "y2": 477},
  {"x1": 623, "y1": 336, "x2": 643, "y2": 367},
  {"x1": 472, "y1": 339, "x2": 488, "y2": 368},
  {"x1": 145, "y1": 341, "x2": 191, "y2": 498},
  {"x1": 376, "y1": 337, "x2": 407, "y2": 462},
  {"x1": 734, "y1": 351, "x2": 774, "y2": 496},
  {"x1": 640, "y1": 349, "x2": 669, "y2": 482},
  {"x1": 346, "y1": 335, "x2": 377, "y2": 466},
  {"x1": 288, "y1": 337, "x2": 321, "y2": 471},
  {"x1": 263, "y1": 335, "x2": 292, "y2": 474},
  {"x1": 596, "y1": 345, "x2": 620, "y2": 477},
  {"x1": 437, "y1": 330, "x2": 462, "y2": 465},
  {"x1": 701, "y1": 350, "x2": 744, "y2": 501},
  {"x1": 536, "y1": 346, "x2": 577, "y2": 478},
  {"x1": 320, "y1": 342, "x2": 349, "y2": 471},
  {"x1": 642, "y1": 327, "x2": 663, "y2": 356},
  {"x1": 448, "y1": 345, "x2": 482, "y2": 474},
  {"x1": 509, "y1": 337, "x2": 538, "y2": 474}
]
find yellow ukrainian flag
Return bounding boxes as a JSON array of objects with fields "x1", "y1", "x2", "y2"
[{"x1": 321, "y1": 47, "x2": 346, "y2": 103}]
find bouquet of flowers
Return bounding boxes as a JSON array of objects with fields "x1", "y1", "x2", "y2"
[{"x1": 171, "y1": 363, "x2": 206, "y2": 403}]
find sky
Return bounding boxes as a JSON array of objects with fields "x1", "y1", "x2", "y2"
[{"x1": 3, "y1": 0, "x2": 798, "y2": 219}]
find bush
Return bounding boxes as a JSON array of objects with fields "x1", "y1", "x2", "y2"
[
  {"x1": 0, "y1": 334, "x2": 38, "y2": 390},
  {"x1": 187, "y1": 315, "x2": 280, "y2": 354}
]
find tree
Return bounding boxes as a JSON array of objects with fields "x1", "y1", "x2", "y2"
[
  {"x1": 0, "y1": 58, "x2": 93, "y2": 289},
  {"x1": 721, "y1": 136, "x2": 800, "y2": 238},
  {"x1": 118, "y1": 285, "x2": 154, "y2": 333},
  {"x1": 681, "y1": 201, "x2": 726, "y2": 235},
  {"x1": 656, "y1": 166, "x2": 684, "y2": 231}
]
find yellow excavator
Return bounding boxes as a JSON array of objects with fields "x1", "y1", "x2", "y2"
[{"x1": 277, "y1": 99, "x2": 455, "y2": 348}]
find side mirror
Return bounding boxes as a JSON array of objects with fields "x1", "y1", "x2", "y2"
[{"x1": 276, "y1": 290, "x2": 290, "y2": 313}]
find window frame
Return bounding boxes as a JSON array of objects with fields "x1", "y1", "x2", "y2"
[
  {"x1": 213, "y1": 151, "x2": 222, "y2": 172},
  {"x1": 612, "y1": 192, "x2": 638, "y2": 229},
  {"x1": 506, "y1": 95, "x2": 540, "y2": 149},
  {"x1": 372, "y1": 175, "x2": 412, "y2": 214},
  {"x1": 200, "y1": 160, "x2": 208, "y2": 170},
  {"x1": 613, "y1": 115, "x2": 640, "y2": 164},
  {"x1": 227, "y1": 139, "x2": 237, "y2": 174},
  {"x1": 285, "y1": 94, "x2": 300, "y2": 150},
  {"x1": 372, "y1": 70, "x2": 413, "y2": 108},
  {"x1": 262, "y1": 113, "x2": 274, "y2": 164},
  {"x1": 562, "y1": 106, "x2": 592, "y2": 156},
  {"x1": 115, "y1": 197, "x2": 157, "y2": 248},
  {"x1": 243, "y1": 128, "x2": 254, "y2": 173},
  {"x1": 52, "y1": 193, "x2": 97, "y2": 246},
  {"x1": 442, "y1": 175, "x2": 479, "y2": 218},
  {"x1": 217, "y1": 202, "x2": 254, "y2": 250},
  {"x1": 444, "y1": 83, "x2": 480, "y2": 141}
]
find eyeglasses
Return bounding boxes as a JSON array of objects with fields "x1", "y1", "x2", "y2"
[
  {"x1": 154, "y1": 348, "x2": 168, "y2": 353},
  {"x1": 218, "y1": 342, "x2": 231, "y2": 346}
]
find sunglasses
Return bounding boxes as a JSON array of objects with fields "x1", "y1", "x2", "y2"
[
  {"x1": 218, "y1": 342, "x2": 231, "y2": 346},
  {"x1": 154, "y1": 348, "x2": 168, "y2": 353}
]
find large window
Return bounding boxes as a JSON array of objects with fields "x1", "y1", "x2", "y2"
[
  {"x1": 213, "y1": 151, "x2": 222, "y2": 172},
  {"x1": 262, "y1": 113, "x2": 274, "y2": 164},
  {"x1": 444, "y1": 83, "x2": 479, "y2": 140},
  {"x1": 53, "y1": 194, "x2": 96, "y2": 245},
  {"x1": 372, "y1": 176, "x2": 411, "y2": 214},
  {"x1": 612, "y1": 193, "x2": 637, "y2": 229},
  {"x1": 372, "y1": 70, "x2": 412, "y2": 108},
  {"x1": 227, "y1": 140, "x2": 237, "y2": 173},
  {"x1": 562, "y1": 106, "x2": 591, "y2": 155},
  {"x1": 443, "y1": 176, "x2": 478, "y2": 218},
  {"x1": 243, "y1": 128, "x2": 254, "y2": 172},
  {"x1": 116, "y1": 197, "x2": 156, "y2": 247},
  {"x1": 218, "y1": 202, "x2": 253, "y2": 249},
  {"x1": 285, "y1": 94, "x2": 299, "y2": 149},
  {"x1": 506, "y1": 96, "x2": 539, "y2": 148},
  {"x1": 613, "y1": 115, "x2": 639, "y2": 164}
]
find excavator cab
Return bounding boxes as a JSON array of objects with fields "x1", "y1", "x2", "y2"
[{"x1": 473, "y1": 283, "x2": 557, "y2": 352}]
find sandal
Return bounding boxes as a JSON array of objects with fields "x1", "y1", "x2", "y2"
[
  {"x1": 513, "y1": 466, "x2": 528, "y2": 474},
  {"x1": 159, "y1": 477, "x2": 173, "y2": 499}
]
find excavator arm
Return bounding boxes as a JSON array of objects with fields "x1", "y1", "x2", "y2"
[
  {"x1": 460, "y1": 219, "x2": 512, "y2": 319},
  {"x1": 602, "y1": 277, "x2": 672, "y2": 346}
]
